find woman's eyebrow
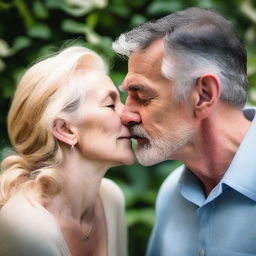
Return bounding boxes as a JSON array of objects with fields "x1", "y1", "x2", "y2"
[{"x1": 101, "y1": 90, "x2": 118, "y2": 102}]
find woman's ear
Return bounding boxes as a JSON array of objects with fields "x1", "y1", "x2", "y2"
[
  {"x1": 192, "y1": 74, "x2": 221, "y2": 119},
  {"x1": 51, "y1": 119, "x2": 77, "y2": 146}
]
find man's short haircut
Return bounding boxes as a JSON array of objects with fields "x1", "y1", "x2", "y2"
[{"x1": 113, "y1": 7, "x2": 248, "y2": 108}]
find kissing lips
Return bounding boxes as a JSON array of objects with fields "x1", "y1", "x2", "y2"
[
  {"x1": 118, "y1": 136, "x2": 133, "y2": 140},
  {"x1": 132, "y1": 135, "x2": 149, "y2": 145}
]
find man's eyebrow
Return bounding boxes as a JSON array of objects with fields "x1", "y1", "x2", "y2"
[{"x1": 119, "y1": 84, "x2": 147, "y2": 92}]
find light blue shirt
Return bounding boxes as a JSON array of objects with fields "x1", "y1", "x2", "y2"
[{"x1": 147, "y1": 108, "x2": 256, "y2": 256}]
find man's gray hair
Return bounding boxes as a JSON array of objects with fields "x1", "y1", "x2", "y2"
[{"x1": 113, "y1": 7, "x2": 248, "y2": 108}]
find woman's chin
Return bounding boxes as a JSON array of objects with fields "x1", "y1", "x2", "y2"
[
  {"x1": 112, "y1": 153, "x2": 136, "y2": 167},
  {"x1": 121, "y1": 153, "x2": 136, "y2": 165}
]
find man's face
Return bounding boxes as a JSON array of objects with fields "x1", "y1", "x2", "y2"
[{"x1": 121, "y1": 39, "x2": 195, "y2": 166}]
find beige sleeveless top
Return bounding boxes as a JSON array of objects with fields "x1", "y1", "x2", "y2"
[{"x1": 0, "y1": 178, "x2": 127, "y2": 256}]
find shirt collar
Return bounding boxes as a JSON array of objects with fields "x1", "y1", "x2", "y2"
[
  {"x1": 180, "y1": 108, "x2": 256, "y2": 206},
  {"x1": 180, "y1": 167, "x2": 206, "y2": 206},
  {"x1": 221, "y1": 108, "x2": 256, "y2": 201}
]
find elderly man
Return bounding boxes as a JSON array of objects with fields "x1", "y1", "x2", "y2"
[{"x1": 113, "y1": 7, "x2": 256, "y2": 256}]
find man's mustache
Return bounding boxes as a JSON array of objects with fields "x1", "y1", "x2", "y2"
[{"x1": 130, "y1": 125, "x2": 150, "y2": 140}]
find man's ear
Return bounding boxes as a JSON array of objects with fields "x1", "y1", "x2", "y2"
[
  {"x1": 192, "y1": 74, "x2": 221, "y2": 119},
  {"x1": 51, "y1": 119, "x2": 77, "y2": 146}
]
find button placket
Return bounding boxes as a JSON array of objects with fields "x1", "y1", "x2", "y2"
[{"x1": 199, "y1": 248, "x2": 205, "y2": 256}]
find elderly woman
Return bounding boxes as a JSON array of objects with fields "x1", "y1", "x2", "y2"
[{"x1": 0, "y1": 46, "x2": 134, "y2": 256}]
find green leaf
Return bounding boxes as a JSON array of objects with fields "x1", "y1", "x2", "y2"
[
  {"x1": 86, "y1": 13, "x2": 99, "y2": 29},
  {"x1": 14, "y1": 0, "x2": 34, "y2": 28},
  {"x1": 2, "y1": 80, "x2": 14, "y2": 98},
  {"x1": 129, "y1": 0, "x2": 146, "y2": 8},
  {"x1": 0, "y1": 2, "x2": 14, "y2": 10},
  {"x1": 85, "y1": 28, "x2": 101, "y2": 44},
  {"x1": 62, "y1": 19, "x2": 87, "y2": 34},
  {"x1": 241, "y1": 0, "x2": 256, "y2": 23},
  {"x1": 11, "y1": 36, "x2": 31, "y2": 54},
  {"x1": 131, "y1": 14, "x2": 146, "y2": 27},
  {"x1": 27, "y1": 23, "x2": 51, "y2": 39},
  {"x1": 0, "y1": 59, "x2": 5, "y2": 72},
  {"x1": 109, "y1": 4, "x2": 131, "y2": 17},
  {"x1": 33, "y1": 0, "x2": 49, "y2": 19},
  {"x1": 197, "y1": 0, "x2": 215, "y2": 9},
  {"x1": 249, "y1": 86, "x2": 256, "y2": 104},
  {"x1": 45, "y1": 0, "x2": 107, "y2": 17},
  {"x1": 110, "y1": 72, "x2": 125, "y2": 87},
  {"x1": 0, "y1": 39, "x2": 11, "y2": 57},
  {"x1": 13, "y1": 67, "x2": 26, "y2": 86},
  {"x1": 147, "y1": 1, "x2": 182, "y2": 15},
  {"x1": 127, "y1": 208, "x2": 155, "y2": 227}
]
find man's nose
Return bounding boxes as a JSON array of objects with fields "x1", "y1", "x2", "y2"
[{"x1": 121, "y1": 105, "x2": 141, "y2": 126}]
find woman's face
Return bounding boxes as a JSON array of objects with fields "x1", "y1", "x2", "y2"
[{"x1": 73, "y1": 70, "x2": 135, "y2": 166}]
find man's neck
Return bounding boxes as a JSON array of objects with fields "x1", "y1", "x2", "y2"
[{"x1": 181, "y1": 106, "x2": 251, "y2": 196}]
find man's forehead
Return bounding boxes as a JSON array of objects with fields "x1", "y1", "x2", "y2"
[{"x1": 127, "y1": 39, "x2": 165, "y2": 77}]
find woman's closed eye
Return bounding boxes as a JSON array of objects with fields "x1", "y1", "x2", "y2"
[{"x1": 106, "y1": 104, "x2": 115, "y2": 109}]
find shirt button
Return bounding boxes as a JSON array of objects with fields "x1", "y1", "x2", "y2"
[{"x1": 199, "y1": 249, "x2": 205, "y2": 256}]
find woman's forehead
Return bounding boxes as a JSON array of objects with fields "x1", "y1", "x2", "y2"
[{"x1": 73, "y1": 70, "x2": 118, "y2": 100}]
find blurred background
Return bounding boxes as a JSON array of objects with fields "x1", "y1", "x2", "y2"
[{"x1": 0, "y1": 0, "x2": 256, "y2": 255}]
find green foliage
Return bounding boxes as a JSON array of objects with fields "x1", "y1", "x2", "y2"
[{"x1": 0, "y1": 0, "x2": 256, "y2": 255}]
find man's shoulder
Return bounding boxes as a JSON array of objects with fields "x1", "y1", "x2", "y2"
[
  {"x1": 156, "y1": 164, "x2": 185, "y2": 207},
  {"x1": 160, "y1": 164, "x2": 185, "y2": 194}
]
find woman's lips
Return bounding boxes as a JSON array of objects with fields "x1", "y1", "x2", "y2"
[{"x1": 118, "y1": 136, "x2": 133, "y2": 140}]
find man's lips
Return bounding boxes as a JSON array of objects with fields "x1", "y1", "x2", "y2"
[
  {"x1": 131, "y1": 135, "x2": 149, "y2": 144},
  {"x1": 118, "y1": 135, "x2": 148, "y2": 144}
]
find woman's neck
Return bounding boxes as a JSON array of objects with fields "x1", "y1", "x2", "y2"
[{"x1": 44, "y1": 150, "x2": 109, "y2": 225}]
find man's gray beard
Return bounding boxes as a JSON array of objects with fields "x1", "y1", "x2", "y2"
[{"x1": 131, "y1": 125, "x2": 193, "y2": 166}]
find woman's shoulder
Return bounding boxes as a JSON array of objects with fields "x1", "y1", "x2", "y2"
[
  {"x1": 0, "y1": 193, "x2": 39, "y2": 223},
  {"x1": 101, "y1": 178, "x2": 124, "y2": 194},
  {"x1": 0, "y1": 193, "x2": 65, "y2": 255},
  {"x1": 100, "y1": 178, "x2": 125, "y2": 209},
  {"x1": 100, "y1": 178, "x2": 127, "y2": 256},
  {"x1": 0, "y1": 193, "x2": 48, "y2": 226}
]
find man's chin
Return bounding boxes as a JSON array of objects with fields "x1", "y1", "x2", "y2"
[
  {"x1": 135, "y1": 146, "x2": 161, "y2": 166},
  {"x1": 136, "y1": 156, "x2": 161, "y2": 166}
]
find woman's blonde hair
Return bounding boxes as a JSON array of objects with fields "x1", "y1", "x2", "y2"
[{"x1": 0, "y1": 46, "x2": 107, "y2": 207}]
